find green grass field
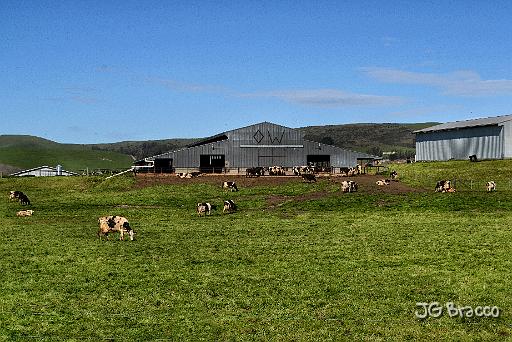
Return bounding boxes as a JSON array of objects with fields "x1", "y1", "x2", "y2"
[{"x1": 1, "y1": 162, "x2": 512, "y2": 340}]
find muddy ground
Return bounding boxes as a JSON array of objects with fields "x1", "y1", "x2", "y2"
[{"x1": 135, "y1": 173, "x2": 422, "y2": 195}]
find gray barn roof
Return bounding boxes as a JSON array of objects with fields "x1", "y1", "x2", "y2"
[{"x1": 415, "y1": 114, "x2": 512, "y2": 133}]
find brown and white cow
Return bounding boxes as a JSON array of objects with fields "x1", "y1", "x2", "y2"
[
  {"x1": 16, "y1": 210, "x2": 34, "y2": 217},
  {"x1": 376, "y1": 179, "x2": 391, "y2": 186},
  {"x1": 97, "y1": 216, "x2": 135, "y2": 241},
  {"x1": 435, "y1": 180, "x2": 454, "y2": 193}
]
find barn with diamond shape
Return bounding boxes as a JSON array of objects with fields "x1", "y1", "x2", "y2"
[{"x1": 137, "y1": 122, "x2": 374, "y2": 173}]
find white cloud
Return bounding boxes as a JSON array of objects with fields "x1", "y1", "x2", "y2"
[
  {"x1": 362, "y1": 67, "x2": 512, "y2": 96},
  {"x1": 241, "y1": 89, "x2": 405, "y2": 107}
]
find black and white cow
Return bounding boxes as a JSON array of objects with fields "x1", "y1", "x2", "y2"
[
  {"x1": 487, "y1": 181, "x2": 496, "y2": 192},
  {"x1": 222, "y1": 181, "x2": 239, "y2": 192},
  {"x1": 390, "y1": 170, "x2": 398, "y2": 180},
  {"x1": 223, "y1": 200, "x2": 237, "y2": 213},
  {"x1": 341, "y1": 180, "x2": 358, "y2": 193},
  {"x1": 97, "y1": 216, "x2": 135, "y2": 241},
  {"x1": 246, "y1": 167, "x2": 265, "y2": 177},
  {"x1": 302, "y1": 173, "x2": 317, "y2": 182},
  {"x1": 197, "y1": 202, "x2": 216, "y2": 216},
  {"x1": 435, "y1": 180, "x2": 452, "y2": 193},
  {"x1": 10, "y1": 191, "x2": 30, "y2": 205}
]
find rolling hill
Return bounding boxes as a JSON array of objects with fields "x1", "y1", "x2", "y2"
[{"x1": 0, "y1": 135, "x2": 133, "y2": 174}]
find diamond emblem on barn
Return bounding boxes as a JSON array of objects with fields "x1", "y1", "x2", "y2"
[{"x1": 253, "y1": 129, "x2": 264, "y2": 143}]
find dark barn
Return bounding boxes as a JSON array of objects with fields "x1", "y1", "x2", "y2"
[{"x1": 136, "y1": 122, "x2": 374, "y2": 174}]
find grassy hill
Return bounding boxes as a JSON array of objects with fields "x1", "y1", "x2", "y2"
[
  {"x1": 91, "y1": 138, "x2": 199, "y2": 160},
  {"x1": 301, "y1": 122, "x2": 438, "y2": 157},
  {"x1": 0, "y1": 135, "x2": 133, "y2": 173}
]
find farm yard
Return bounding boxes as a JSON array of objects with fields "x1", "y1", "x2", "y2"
[{"x1": 1, "y1": 160, "x2": 512, "y2": 340}]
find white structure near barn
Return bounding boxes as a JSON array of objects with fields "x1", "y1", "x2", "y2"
[
  {"x1": 415, "y1": 114, "x2": 512, "y2": 161},
  {"x1": 10, "y1": 165, "x2": 78, "y2": 177}
]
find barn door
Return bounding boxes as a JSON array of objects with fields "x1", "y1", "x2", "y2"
[{"x1": 200, "y1": 155, "x2": 225, "y2": 173}]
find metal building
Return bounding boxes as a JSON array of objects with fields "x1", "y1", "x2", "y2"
[
  {"x1": 10, "y1": 165, "x2": 78, "y2": 177},
  {"x1": 415, "y1": 114, "x2": 512, "y2": 161},
  {"x1": 137, "y1": 122, "x2": 374, "y2": 173}
]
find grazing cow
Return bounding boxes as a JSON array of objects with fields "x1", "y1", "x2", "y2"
[
  {"x1": 97, "y1": 216, "x2": 135, "y2": 241},
  {"x1": 302, "y1": 173, "x2": 317, "y2": 182},
  {"x1": 197, "y1": 202, "x2": 216, "y2": 216},
  {"x1": 222, "y1": 181, "x2": 239, "y2": 192},
  {"x1": 390, "y1": 170, "x2": 398, "y2": 180},
  {"x1": 9, "y1": 191, "x2": 30, "y2": 204},
  {"x1": 223, "y1": 200, "x2": 237, "y2": 213},
  {"x1": 16, "y1": 210, "x2": 34, "y2": 217},
  {"x1": 10, "y1": 191, "x2": 31, "y2": 205},
  {"x1": 435, "y1": 180, "x2": 453, "y2": 193},
  {"x1": 246, "y1": 167, "x2": 265, "y2": 177},
  {"x1": 376, "y1": 179, "x2": 391, "y2": 186},
  {"x1": 487, "y1": 181, "x2": 496, "y2": 192},
  {"x1": 341, "y1": 180, "x2": 358, "y2": 193}
]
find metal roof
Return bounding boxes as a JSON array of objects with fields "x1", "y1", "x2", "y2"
[
  {"x1": 9, "y1": 165, "x2": 78, "y2": 176},
  {"x1": 414, "y1": 114, "x2": 512, "y2": 133}
]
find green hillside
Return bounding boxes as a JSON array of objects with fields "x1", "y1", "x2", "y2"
[
  {"x1": 301, "y1": 122, "x2": 439, "y2": 158},
  {"x1": 0, "y1": 135, "x2": 133, "y2": 173},
  {"x1": 91, "y1": 138, "x2": 199, "y2": 160}
]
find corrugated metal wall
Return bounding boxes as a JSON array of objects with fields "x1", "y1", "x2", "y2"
[
  {"x1": 155, "y1": 122, "x2": 370, "y2": 168},
  {"x1": 415, "y1": 125, "x2": 504, "y2": 161}
]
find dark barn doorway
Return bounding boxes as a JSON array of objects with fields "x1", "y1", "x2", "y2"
[
  {"x1": 200, "y1": 155, "x2": 225, "y2": 173},
  {"x1": 153, "y1": 158, "x2": 174, "y2": 173}
]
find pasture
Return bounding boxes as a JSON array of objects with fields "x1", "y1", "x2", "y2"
[{"x1": 1, "y1": 162, "x2": 512, "y2": 340}]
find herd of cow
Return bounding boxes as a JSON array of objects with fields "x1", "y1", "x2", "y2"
[{"x1": 7, "y1": 168, "x2": 499, "y2": 241}]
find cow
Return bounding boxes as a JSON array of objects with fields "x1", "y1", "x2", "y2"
[
  {"x1": 9, "y1": 191, "x2": 30, "y2": 204},
  {"x1": 222, "y1": 181, "x2": 239, "y2": 192},
  {"x1": 97, "y1": 216, "x2": 135, "y2": 241},
  {"x1": 293, "y1": 165, "x2": 314, "y2": 176},
  {"x1": 390, "y1": 170, "x2": 398, "y2": 180},
  {"x1": 487, "y1": 181, "x2": 496, "y2": 192},
  {"x1": 197, "y1": 202, "x2": 216, "y2": 216},
  {"x1": 223, "y1": 200, "x2": 237, "y2": 213},
  {"x1": 9, "y1": 191, "x2": 19, "y2": 201},
  {"x1": 435, "y1": 180, "x2": 453, "y2": 193},
  {"x1": 246, "y1": 167, "x2": 265, "y2": 177},
  {"x1": 376, "y1": 179, "x2": 391, "y2": 186},
  {"x1": 302, "y1": 173, "x2": 317, "y2": 182},
  {"x1": 10, "y1": 191, "x2": 31, "y2": 205},
  {"x1": 16, "y1": 210, "x2": 34, "y2": 217},
  {"x1": 268, "y1": 166, "x2": 285, "y2": 176},
  {"x1": 341, "y1": 180, "x2": 358, "y2": 193},
  {"x1": 177, "y1": 172, "x2": 201, "y2": 179}
]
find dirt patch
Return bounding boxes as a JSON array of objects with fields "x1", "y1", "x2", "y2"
[
  {"x1": 330, "y1": 174, "x2": 423, "y2": 195},
  {"x1": 134, "y1": 173, "x2": 423, "y2": 196},
  {"x1": 134, "y1": 173, "x2": 305, "y2": 189}
]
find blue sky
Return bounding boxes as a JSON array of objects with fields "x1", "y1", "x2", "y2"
[{"x1": 2, "y1": 1, "x2": 512, "y2": 143}]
